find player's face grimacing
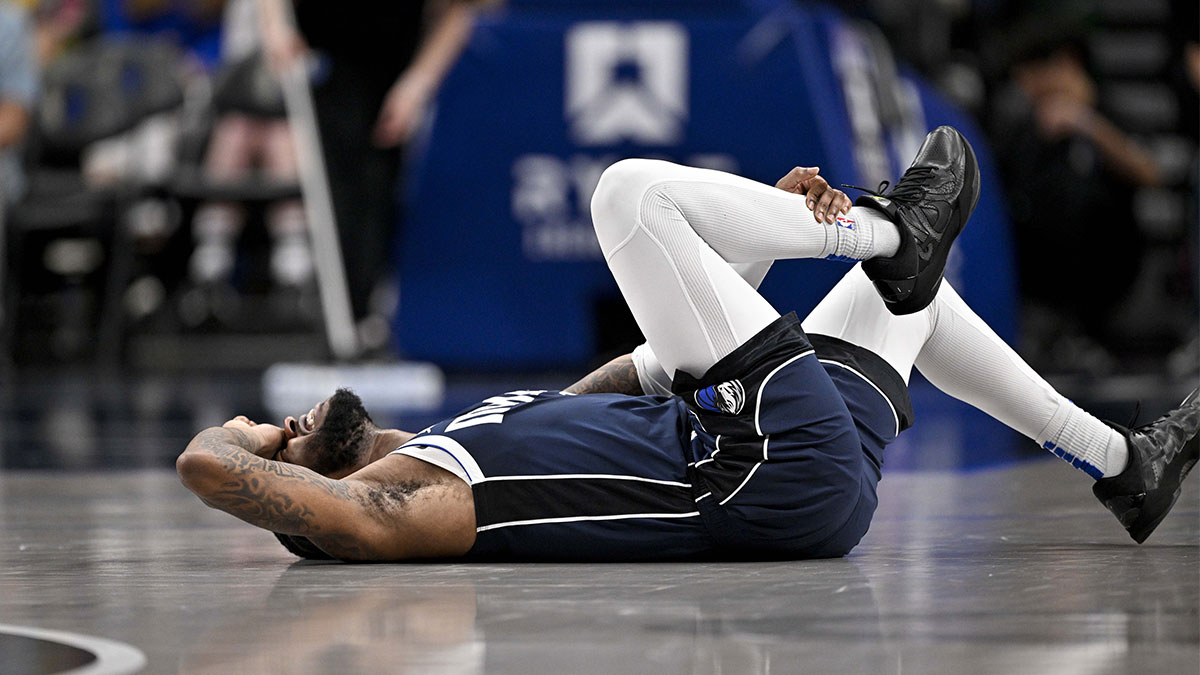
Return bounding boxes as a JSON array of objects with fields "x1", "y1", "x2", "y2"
[{"x1": 278, "y1": 388, "x2": 375, "y2": 478}]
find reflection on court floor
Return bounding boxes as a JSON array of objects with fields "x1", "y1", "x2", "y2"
[{"x1": 0, "y1": 463, "x2": 1194, "y2": 673}]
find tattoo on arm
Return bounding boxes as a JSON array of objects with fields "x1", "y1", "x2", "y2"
[
  {"x1": 190, "y1": 428, "x2": 354, "y2": 536},
  {"x1": 563, "y1": 354, "x2": 644, "y2": 396},
  {"x1": 183, "y1": 428, "x2": 436, "y2": 561}
]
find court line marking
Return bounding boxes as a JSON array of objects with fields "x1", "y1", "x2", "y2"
[{"x1": 0, "y1": 623, "x2": 146, "y2": 674}]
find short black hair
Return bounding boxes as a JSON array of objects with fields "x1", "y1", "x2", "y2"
[{"x1": 308, "y1": 388, "x2": 374, "y2": 476}]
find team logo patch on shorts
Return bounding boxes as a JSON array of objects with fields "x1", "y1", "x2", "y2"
[{"x1": 695, "y1": 379, "x2": 746, "y2": 415}]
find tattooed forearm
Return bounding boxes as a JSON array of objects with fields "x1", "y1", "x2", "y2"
[
  {"x1": 563, "y1": 354, "x2": 643, "y2": 395},
  {"x1": 180, "y1": 427, "x2": 357, "y2": 535},
  {"x1": 205, "y1": 474, "x2": 320, "y2": 533}
]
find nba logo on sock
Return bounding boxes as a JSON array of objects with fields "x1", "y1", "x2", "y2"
[{"x1": 696, "y1": 380, "x2": 746, "y2": 415}]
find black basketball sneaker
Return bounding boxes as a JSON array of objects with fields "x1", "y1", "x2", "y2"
[
  {"x1": 1093, "y1": 388, "x2": 1200, "y2": 543},
  {"x1": 851, "y1": 126, "x2": 980, "y2": 315}
]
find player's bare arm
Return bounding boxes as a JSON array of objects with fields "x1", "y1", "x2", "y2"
[
  {"x1": 177, "y1": 421, "x2": 476, "y2": 560},
  {"x1": 563, "y1": 354, "x2": 643, "y2": 395}
]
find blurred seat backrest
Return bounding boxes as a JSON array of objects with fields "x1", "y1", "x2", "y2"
[{"x1": 37, "y1": 37, "x2": 185, "y2": 162}]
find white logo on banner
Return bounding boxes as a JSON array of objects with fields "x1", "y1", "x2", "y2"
[
  {"x1": 566, "y1": 22, "x2": 689, "y2": 146},
  {"x1": 508, "y1": 22, "x2": 737, "y2": 262}
]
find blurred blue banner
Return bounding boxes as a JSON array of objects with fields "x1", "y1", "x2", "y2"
[{"x1": 396, "y1": 0, "x2": 1015, "y2": 369}]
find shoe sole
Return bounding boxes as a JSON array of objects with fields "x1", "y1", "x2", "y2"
[{"x1": 886, "y1": 128, "x2": 980, "y2": 315}]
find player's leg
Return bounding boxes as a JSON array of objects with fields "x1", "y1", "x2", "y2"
[
  {"x1": 801, "y1": 265, "x2": 1128, "y2": 477},
  {"x1": 801, "y1": 265, "x2": 1200, "y2": 543},
  {"x1": 590, "y1": 158, "x2": 900, "y2": 378},
  {"x1": 913, "y1": 280, "x2": 1132, "y2": 477},
  {"x1": 592, "y1": 125, "x2": 977, "y2": 378},
  {"x1": 591, "y1": 159, "x2": 905, "y2": 557},
  {"x1": 630, "y1": 261, "x2": 774, "y2": 396}
]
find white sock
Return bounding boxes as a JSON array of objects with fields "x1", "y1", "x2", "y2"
[
  {"x1": 825, "y1": 207, "x2": 901, "y2": 261},
  {"x1": 191, "y1": 203, "x2": 242, "y2": 283},
  {"x1": 1037, "y1": 403, "x2": 1128, "y2": 479}
]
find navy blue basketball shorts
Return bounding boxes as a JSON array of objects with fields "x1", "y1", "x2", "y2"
[{"x1": 673, "y1": 311, "x2": 914, "y2": 559}]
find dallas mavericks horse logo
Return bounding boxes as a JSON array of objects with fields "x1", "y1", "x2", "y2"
[{"x1": 696, "y1": 380, "x2": 746, "y2": 415}]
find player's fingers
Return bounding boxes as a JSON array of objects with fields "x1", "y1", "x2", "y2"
[
  {"x1": 775, "y1": 166, "x2": 818, "y2": 193},
  {"x1": 817, "y1": 189, "x2": 842, "y2": 223},
  {"x1": 794, "y1": 168, "x2": 821, "y2": 193},
  {"x1": 774, "y1": 168, "x2": 799, "y2": 190},
  {"x1": 837, "y1": 191, "x2": 852, "y2": 214},
  {"x1": 804, "y1": 175, "x2": 828, "y2": 212}
]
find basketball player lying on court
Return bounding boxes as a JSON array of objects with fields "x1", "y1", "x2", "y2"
[{"x1": 178, "y1": 127, "x2": 1200, "y2": 561}]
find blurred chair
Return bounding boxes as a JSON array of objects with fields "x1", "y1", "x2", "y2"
[
  {"x1": 6, "y1": 36, "x2": 185, "y2": 365},
  {"x1": 169, "y1": 51, "x2": 307, "y2": 332}
]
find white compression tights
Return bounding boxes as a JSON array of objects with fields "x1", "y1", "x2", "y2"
[
  {"x1": 593, "y1": 159, "x2": 1126, "y2": 478},
  {"x1": 803, "y1": 268, "x2": 1125, "y2": 479},
  {"x1": 591, "y1": 158, "x2": 898, "y2": 378}
]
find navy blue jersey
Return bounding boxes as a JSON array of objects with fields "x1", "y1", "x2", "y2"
[
  {"x1": 393, "y1": 314, "x2": 914, "y2": 561},
  {"x1": 393, "y1": 390, "x2": 715, "y2": 560}
]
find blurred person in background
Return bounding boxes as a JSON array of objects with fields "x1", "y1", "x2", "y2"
[
  {"x1": 0, "y1": 0, "x2": 37, "y2": 209},
  {"x1": 1168, "y1": 0, "x2": 1198, "y2": 377},
  {"x1": 991, "y1": 27, "x2": 1161, "y2": 373},
  {"x1": 26, "y1": 0, "x2": 87, "y2": 67},
  {"x1": 259, "y1": 0, "x2": 493, "y2": 349},
  {"x1": 186, "y1": 0, "x2": 313, "y2": 323}
]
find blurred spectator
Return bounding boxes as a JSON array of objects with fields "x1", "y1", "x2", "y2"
[
  {"x1": 187, "y1": 0, "x2": 311, "y2": 322},
  {"x1": 0, "y1": 0, "x2": 37, "y2": 207},
  {"x1": 991, "y1": 31, "x2": 1161, "y2": 373},
  {"x1": 1168, "y1": 2, "x2": 1199, "y2": 377},
  {"x1": 259, "y1": 0, "x2": 492, "y2": 345},
  {"x1": 28, "y1": 0, "x2": 88, "y2": 67}
]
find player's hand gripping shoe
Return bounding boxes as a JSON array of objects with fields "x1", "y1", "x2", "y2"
[
  {"x1": 1093, "y1": 388, "x2": 1200, "y2": 543},
  {"x1": 852, "y1": 126, "x2": 980, "y2": 315}
]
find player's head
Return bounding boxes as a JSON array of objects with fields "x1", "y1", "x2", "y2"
[{"x1": 280, "y1": 388, "x2": 376, "y2": 478}]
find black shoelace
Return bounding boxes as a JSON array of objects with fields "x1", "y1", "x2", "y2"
[
  {"x1": 842, "y1": 166, "x2": 936, "y2": 203},
  {"x1": 841, "y1": 180, "x2": 889, "y2": 196},
  {"x1": 1126, "y1": 401, "x2": 1142, "y2": 429}
]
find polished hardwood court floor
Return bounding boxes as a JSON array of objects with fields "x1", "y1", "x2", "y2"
[{"x1": 1, "y1": 460, "x2": 1196, "y2": 674}]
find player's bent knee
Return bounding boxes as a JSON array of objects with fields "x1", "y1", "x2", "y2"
[{"x1": 591, "y1": 158, "x2": 680, "y2": 254}]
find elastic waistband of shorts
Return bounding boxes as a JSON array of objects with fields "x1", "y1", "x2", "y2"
[{"x1": 808, "y1": 333, "x2": 914, "y2": 432}]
